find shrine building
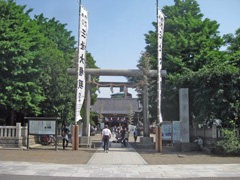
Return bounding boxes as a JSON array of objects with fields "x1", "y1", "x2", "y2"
[{"x1": 91, "y1": 91, "x2": 142, "y2": 128}]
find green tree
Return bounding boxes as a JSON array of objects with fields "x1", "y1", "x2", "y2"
[
  {"x1": 86, "y1": 52, "x2": 99, "y2": 126},
  {"x1": 34, "y1": 14, "x2": 99, "y2": 125},
  {"x1": 212, "y1": 128, "x2": 240, "y2": 156},
  {"x1": 0, "y1": 1, "x2": 99, "y2": 126},
  {"x1": 223, "y1": 28, "x2": 240, "y2": 67},
  {"x1": 33, "y1": 14, "x2": 77, "y2": 125},
  {"x1": 173, "y1": 64, "x2": 240, "y2": 127},
  {"x1": 34, "y1": 14, "x2": 76, "y2": 61},
  {"x1": 0, "y1": 0, "x2": 46, "y2": 124},
  {"x1": 37, "y1": 41, "x2": 76, "y2": 125},
  {"x1": 128, "y1": 52, "x2": 153, "y2": 123},
  {"x1": 143, "y1": 0, "x2": 224, "y2": 122}
]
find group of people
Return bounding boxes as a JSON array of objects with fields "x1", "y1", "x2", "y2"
[
  {"x1": 61, "y1": 123, "x2": 138, "y2": 151},
  {"x1": 62, "y1": 123, "x2": 204, "y2": 151},
  {"x1": 101, "y1": 125, "x2": 138, "y2": 152}
]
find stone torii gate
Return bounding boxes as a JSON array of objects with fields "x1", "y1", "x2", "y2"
[{"x1": 68, "y1": 68, "x2": 167, "y2": 147}]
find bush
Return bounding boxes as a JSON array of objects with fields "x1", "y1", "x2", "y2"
[{"x1": 211, "y1": 129, "x2": 240, "y2": 156}]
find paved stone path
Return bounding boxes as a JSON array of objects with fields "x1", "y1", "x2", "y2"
[
  {"x1": 87, "y1": 142, "x2": 147, "y2": 165},
  {"x1": 1, "y1": 160, "x2": 240, "y2": 178},
  {"x1": 1, "y1": 141, "x2": 240, "y2": 178}
]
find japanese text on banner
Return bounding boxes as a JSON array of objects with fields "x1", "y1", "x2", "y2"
[
  {"x1": 157, "y1": 8, "x2": 165, "y2": 123},
  {"x1": 75, "y1": 5, "x2": 88, "y2": 123}
]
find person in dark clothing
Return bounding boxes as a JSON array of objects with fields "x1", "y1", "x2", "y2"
[
  {"x1": 119, "y1": 127, "x2": 126, "y2": 143},
  {"x1": 134, "y1": 128, "x2": 138, "y2": 142},
  {"x1": 63, "y1": 124, "x2": 70, "y2": 150}
]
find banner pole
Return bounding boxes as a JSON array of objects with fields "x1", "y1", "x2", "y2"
[
  {"x1": 75, "y1": 0, "x2": 82, "y2": 125},
  {"x1": 77, "y1": 0, "x2": 82, "y2": 50},
  {"x1": 156, "y1": 0, "x2": 163, "y2": 153},
  {"x1": 79, "y1": 0, "x2": 82, "y2": 14},
  {"x1": 156, "y1": 0, "x2": 160, "y2": 125},
  {"x1": 72, "y1": 0, "x2": 82, "y2": 150},
  {"x1": 156, "y1": 0, "x2": 162, "y2": 149}
]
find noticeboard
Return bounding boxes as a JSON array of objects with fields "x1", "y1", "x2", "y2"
[
  {"x1": 24, "y1": 117, "x2": 60, "y2": 150},
  {"x1": 162, "y1": 123, "x2": 172, "y2": 140},
  {"x1": 172, "y1": 121, "x2": 180, "y2": 142},
  {"x1": 161, "y1": 121, "x2": 180, "y2": 141},
  {"x1": 29, "y1": 120, "x2": 56, "y2": 135}
]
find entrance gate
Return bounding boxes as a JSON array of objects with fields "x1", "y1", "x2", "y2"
[{"x1": 68, "y1": 68, "x2": 167, "y2": 146}]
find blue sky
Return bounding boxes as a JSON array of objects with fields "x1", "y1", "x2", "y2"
[{"x1": 16, "y1": 0, "x2": 240, "y2": 97}]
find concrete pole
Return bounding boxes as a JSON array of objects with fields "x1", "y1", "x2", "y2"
[
  {"x1": 82, "y1": 74, "x2": 91, "y2": 136},
  {"x1": 179, "y1": 88, "x2": 190, "y2": 143}
]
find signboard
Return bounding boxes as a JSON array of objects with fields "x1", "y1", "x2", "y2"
[
  {"x1": 29, "y1": 120, "x2": 56, "y2": 135},
  {"x1": 162, "y1": 124, "x2": 172, "y2": 140},
  {"x1": 24, "y1": 117, "x2": 60, "y2": 150},
  {"x1": 172, "y1": 121, "x2": 180, "y2": 142},
  {"x1": 161, "y1": 121, "x2": 180, "y2": 141}
]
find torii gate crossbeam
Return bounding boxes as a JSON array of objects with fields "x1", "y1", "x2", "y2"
[{"x1": 68, "y1": 68, "x2": 167, "y2": 77}]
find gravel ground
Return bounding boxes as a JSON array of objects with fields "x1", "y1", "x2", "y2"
[
  {"x1": 130, "y1": 142, "x2": 240, "y2": 165},
  {"x1": 1, "y1": 134, "x2": 240, "y2": 165},
  {"x1": 0, "y1": 147, "x2": 94, "y2": 164}
]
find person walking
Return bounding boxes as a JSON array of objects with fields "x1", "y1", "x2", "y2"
[
  {"x1": 101, "y1": 125, "x2": 112, "y2": 153},
  {"x1": 134, "y1": 128, "x2": 138, "y2": 142},
  {"x1": 119, "y1": 127, "x2": 126, "y2": 144},
  {"x1": 123, "y1": 128, "x2": 129, "y2": 147},
  {"x1": 63, "y1": 124, "x2": 70, "y2": 150}
]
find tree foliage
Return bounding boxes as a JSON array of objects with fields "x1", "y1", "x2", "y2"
[
  {"x1": 212, "y1": 128, "x2": 240, "y2": 156},
  {"x1": 0, "y1": 0, "x2": 46, "y2": 124},
  {"x1": 138, "y1": 0, "x2": 239, "y2": 127},
  {"x1": 223, "y1": 28, "x2": 240, "y2": 67},
  {"x1": 173, "y1": 64, "x2": 240, "y2": 127},
  {"x1": 32, "y1": 14, "x2": 77, "y2": 125},
  {"x1": 0, "y1": 0, "x2": 99, "y2": 125}
]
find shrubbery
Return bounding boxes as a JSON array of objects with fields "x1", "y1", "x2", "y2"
[{"x1": 211, "y1": 129, "x2": 240, "y2": 156}]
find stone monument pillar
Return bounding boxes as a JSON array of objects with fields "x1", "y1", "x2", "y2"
[{"x1": 179, "y1": 88, "x2": 190, "y2": 143}]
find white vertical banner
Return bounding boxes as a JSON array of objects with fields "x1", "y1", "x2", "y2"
[
  {"x1": 75, "y1": 5, "x2": 89, "y2": 123},
  {"x1": 157, "y1": 7, "x2": 165, "y2": 124}
]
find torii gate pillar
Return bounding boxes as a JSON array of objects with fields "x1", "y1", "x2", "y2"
[
  {"x1": 79, "y1": 74, "x2": 92, "y2": 146},
  {"x1": 139, "y1": 74, "x2": 154, "y2": 147}
]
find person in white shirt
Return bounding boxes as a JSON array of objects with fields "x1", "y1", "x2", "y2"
[{"x1": 101, "y1": 125, "x2": 112, "y2": 153}]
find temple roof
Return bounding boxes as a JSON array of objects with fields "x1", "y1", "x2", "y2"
[{"x1": 91, "y1": 98, "x2": 141, "y2": 115}]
